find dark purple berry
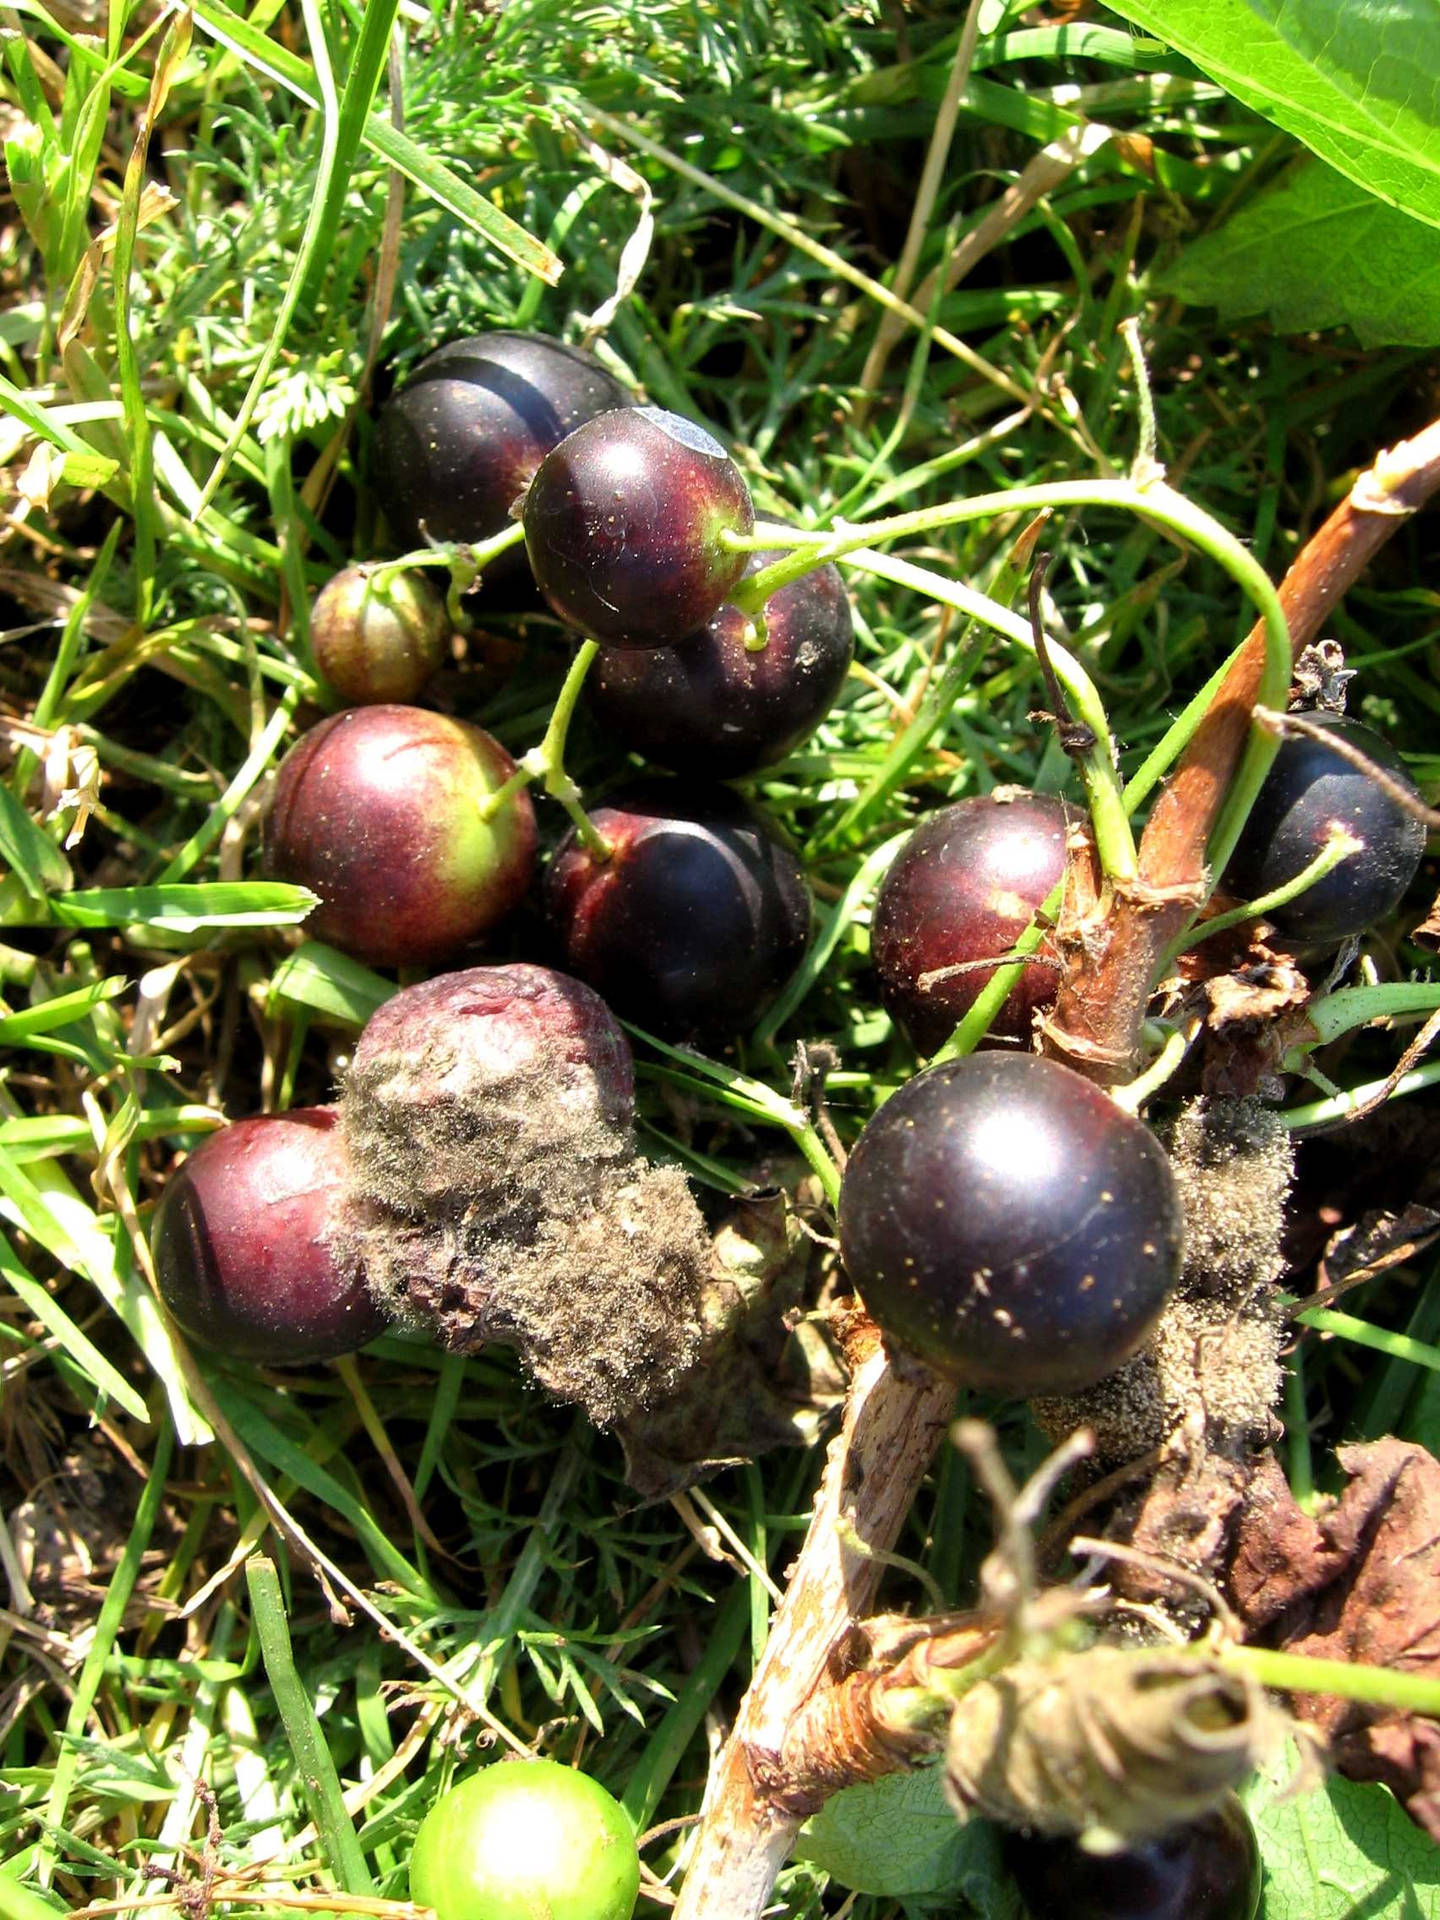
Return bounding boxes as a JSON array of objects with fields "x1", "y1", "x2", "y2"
[
  {"x1": 872, "y1": 793, "x2": 1071, "y2": 1054},
  {"x1": 310, "y1": 563, "x2": 449, "y2": 706},
  {"x1": 1002, "y1": 1793, "x2": 1261, "y2": 1920},
  {"x1": 838, "y1": 1053, "x2": 1183, "y2": 1397},
  {"x1": 523, "y1": 408, "x2": 755, "y2": 647},
  {"x1": 371, "y1": 331, "x2": 630, "y2": 582},
  {"x1": 152, "y1": 1108, "x2": 385, "y2": 1364},
  {"x1": 545, "y1": 782, "x2": 811, "y2": 1040},
  {"x1": 588, "y1": 547, "x2": 853, "y2": 776},
  {"x1": 1223, "y1": 711, "x2": 1426, "y2": 945},
  {"x1": 264, "y1": 705, "x2": 536, "y2": 969}
]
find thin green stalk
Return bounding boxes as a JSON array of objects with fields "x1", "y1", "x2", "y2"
[
  {"x1": 109, "y1": 9, "x2": 192, "y2": 621},
  {"x1": 245, "y1": 1555, "x2": 376, "y2": 1897},
  {"x1": 930, "y1": 877, "x2": 1063, "y2": 1064},
  {"x1": 479, "y1": 639, "x2": 609, "y2": 855},
  {"x1": 37, "y1": 1418, "x2": 174, "y2": 1883},
  {"x1": 1282, "y1": 1062, "x2": 1440, "y2": 1130},
  {"x1": 732, "y1": 474, "x2": 1290, "y2": 776},
  {"x1": 1219, "y1": 1642, "x2": 1440, "y2": 1719},
  {"x1": 193, "y1": 0, "x2": 342, "y2": 516},
  {"x1": 1162, "y1": 827, "x2": 1363, "y2": 966},
  {"x1": 296, "y1": 0, "x2": 402, "y2": 316},
  {"x1": 782, "y1": 540, "x2": 1133, "y2": 877},
  {"x1": 1295, "y1": 1307, "x2": 1440, "y2": 1376}
]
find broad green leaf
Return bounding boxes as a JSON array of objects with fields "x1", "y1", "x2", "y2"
[
  {"x1": 1245, "y1": 1751, "x2": 1440, "y2": 1917},
  {"x1": 1157, "y1": 160, "x2": 1440, "y2": 347},
  {"x1": 795, "y1": 1766, "x2": 1019, "y2": 1914},
  {"x1": 1106, "y1": 0, "x2": 1440, "y2": 229}
]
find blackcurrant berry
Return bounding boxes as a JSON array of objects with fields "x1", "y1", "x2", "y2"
[
  {"x1": 872, "y1": 793, "x2": 1071, "y2": 1054},
  {"x1": 588, "y1": 547, "x2": 853, "y2": 776},
  {"x1": 1223, "y1": 711, "x2": 1426, "y2": 945},
  {"x1": 838, "y1": 1053, "x2": 1183, "y2": 1397},
  {"x1": 152, "y1": 1109, "x2": 386, "y2": 1364},
  {"x1": 545, "y1": 781, "x2": 811, "y2": 1040},
  {"x1": 523, "y1": 407, "x2": 755, "y2": 647},
  {"x1": 264, "y1": 705, "x2": 536, "y2": 969}
]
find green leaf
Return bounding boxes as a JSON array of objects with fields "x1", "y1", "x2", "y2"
[
  {"x1": 0, "y1": 978, "x2": 127, "y2": 1044},
  {"x1": 795, "y1": 1766, "x2": 1019, "y2": 1913},
  {"x1": 1105, "y1": 0, "x2": 1440, "y2": 229},
  {"x1": 0, "y1": 783, "x2": 73, "y2": 897},
  {"x1": 267, "y1": 940, "x2": 395, "y2": 1028},
  {"x1": 1157, "y1": 159, "x2": 1440, "y2": 347},
  {"x1": 1245, "y1": 1753, "x2": 1440, "y2": 1917},
  {"x1": 44, "y1": 881, "x2": 319, "y2": 932}
]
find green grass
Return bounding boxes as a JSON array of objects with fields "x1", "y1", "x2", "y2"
[{"x1": 1, "y1": 0, "x2": 1439, "y2": 1915}]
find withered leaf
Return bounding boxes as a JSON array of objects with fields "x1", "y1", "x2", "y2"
[{"x1": 1227, "y1": 1438, "x2": 1440, "y2": 1839}]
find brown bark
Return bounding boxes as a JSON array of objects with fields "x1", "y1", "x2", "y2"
[
  {"x1": 671, "y1": 1340, "x2": 955, "y2": 1920},
  {"x1": 1045, "y1": 418, "x2": 1440, "y2": 1083}
]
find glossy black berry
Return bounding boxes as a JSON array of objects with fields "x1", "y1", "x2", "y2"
[
  {"x1": 264, "y1": 705, "x2": 537, "y2": 969},
  {"x1": 1002, "y1": 1793, "x2": 1261, "y2": 1920},
  {"x1": 588, "y1": 548, "x2": 853, "y2": 775},
  {"x1": 310, "y1": 563, "x2": 449, "y2": 706},
  {"x1": 544, "y1": 781, "x2": 811, "y2": 1040},
  {"x1": 152, "y1": 1109, "x2": 387, "y2": 1364},
  {"x1": 371, "y1": 332, "x2": 630, "y2": 581},
  {"x1": 872, "y1": 793, "x2": 1071, "y2": 1054},
  {"x1": 838, "y1": 1053, "x2": 1183, "y2": 1397},
  {"x1": 523, "y1": 408, "x2": 755, "y2": 647},
  {"x1": 1223, "y1": 711, "x2": 1426, "y2": 945}
]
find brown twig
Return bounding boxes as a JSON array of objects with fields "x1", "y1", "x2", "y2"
[
  {"x1": 670, "y1": 1334, "x2": 954, "y2": 1920},
  {"x1": 1045, "y1": 415, "x2": 1440, "y2": 1082}
]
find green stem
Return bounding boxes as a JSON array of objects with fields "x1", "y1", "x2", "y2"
[
  {"x1": 477, "y1": 639, "x2": 609, "y2": 856},
  {"x1": 1281, "y1": 1061, "x2": 1440, "y2": 1130},
  {"x1": 843, "y1": 547, "x2": 1136, "y2": 883},
  {"x1": 727, "y1": 475, "x2": 1292, "y2": 885},
  {"x1": 1109, "y1": 1021, "x2": 1193, "y2": 1113},
  {"x1": 1161, "y1": 826, "x2": 1363, "y2": 967},
  {"x1": 1295, "y1": 1306, "x2": 1440, "y2": 1376},
  {"x1": 1219, "y1": 1641, "x2": 1440, "y2": 1718},
  {"x1": 371, "y1": 518, "x2": 526, "y2": 604},
  {"x1": 929, "y1": 877, "x2": 1063, "y2": 1064},
  {"x1": 246, "y1": 1555, "x2": 376, "y2": 1896}
]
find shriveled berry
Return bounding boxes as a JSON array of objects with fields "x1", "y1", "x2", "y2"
[
  {"x1": 838, "y1": 1053, "x2": 1183, "y2": 1397},
  {"x1": 523, "y1": 407, "x2": 755, "y2": 647},
  {"x1": 310, "y1": 562, "x2": 449, "y2": 706},
  {"x1": 152, "y1": 1108, "x2": 385, "y2": 1363}
]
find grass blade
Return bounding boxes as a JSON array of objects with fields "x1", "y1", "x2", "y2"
[{"x1": 245, "y1": 1556, "x2": 376, "y2": 1896}]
